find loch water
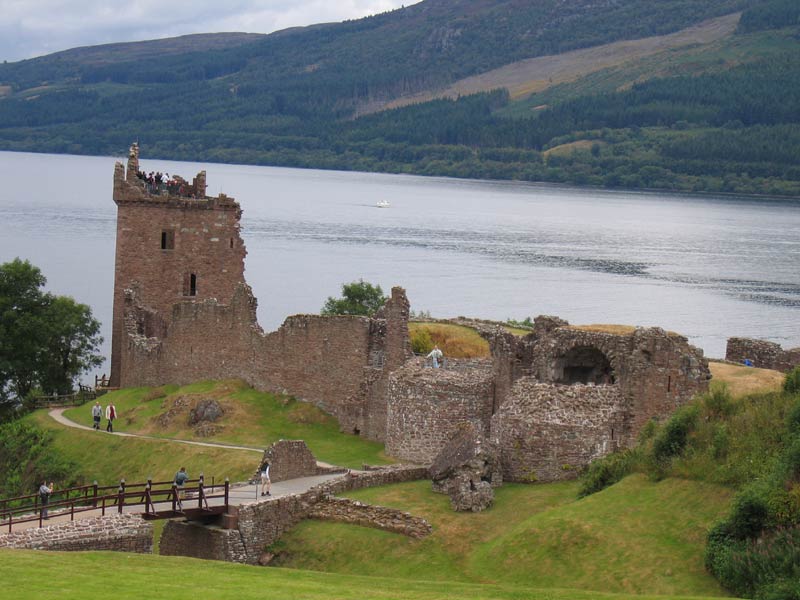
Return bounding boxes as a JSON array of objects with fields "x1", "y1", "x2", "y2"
[{"x1": 1, "y1": 149, "x2": 799, "y2": 376}]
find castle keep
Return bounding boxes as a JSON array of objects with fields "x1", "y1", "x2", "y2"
[{"x1": 110, "y1": 146, "x2": 711, "y2": 481}]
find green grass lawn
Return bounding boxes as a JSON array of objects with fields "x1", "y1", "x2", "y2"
[
  {"x1": 275, "y1": 476, "x2": 732, "y2": 598},
  {"x1": 62, "y1": 380, "x2": 391, "y2": 469},
  {"x1": 2, "y1": 549, "x2": 734, "y2": 600}
]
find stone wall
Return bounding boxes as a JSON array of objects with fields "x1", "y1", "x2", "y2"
[
  {"x1": 0, "y1": 514, "x2": 152, "y2": 553},
  {"x1": 726, "y1": 337, "x2": 800, "y2": 373},
  {"x1": 160, "y1": 465, "x2": 429, "y2": 565},
  {"x1": 258, "y1": 440, "x2": 345, "y2": 482},
  {"x1": 117, "y1": 282, "x2": 411, "y2": 439},
  {"x1": 490, "y1": 380, "x2": 627, "y2": 482},
  {"x1": 307, "y1": 497, "x2": 431, "y2": 538},
  {"x1": 159, "y1": 519, "x2": 246, "y2": 562},
  {"x1": 385, "y1": 359, "x2": 495, "y2": 464}
]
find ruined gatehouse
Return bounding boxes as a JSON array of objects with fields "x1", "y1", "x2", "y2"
[{"x1": 110, "y1": 145, "x2": 711, "y2": 482}]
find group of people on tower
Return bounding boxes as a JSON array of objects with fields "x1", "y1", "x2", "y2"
[{"x1": 135, "y1": 169, "x2": 195, "y2": 198}]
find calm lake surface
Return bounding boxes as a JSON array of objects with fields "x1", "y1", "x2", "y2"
[{"x1": 2, "y1": 150, "x2": 799, "y2": 377}]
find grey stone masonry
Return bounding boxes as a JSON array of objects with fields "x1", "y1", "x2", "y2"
[
  {"x1": 726, "y1": 337, "x2": 800, "y2": 373},
  {"x1": 0, "y1": 513, "x2": 152, "y2": 553},
  {"x1": 257, "y1": 439, "x2": 345, "y2": 482},
  {"x1": 490, "y1": 379, "x2": 627, "y2": 482},
  {"x1": 307, "y1": 497, "x2": 431, "y2": 538}
]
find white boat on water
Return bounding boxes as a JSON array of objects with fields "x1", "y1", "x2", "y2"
[{"x1": 376, "y1": 200, "x2": 390, "y2": 208}]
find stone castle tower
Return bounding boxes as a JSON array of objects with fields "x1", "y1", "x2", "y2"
[{"x1": 109, "y1": 143, "x2": 247, "y2": 386}]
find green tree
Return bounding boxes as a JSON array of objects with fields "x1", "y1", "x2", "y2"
[
  {"x1": 321, "y1": 279, "x2": 387, "y2": 317},
  {"x1": 0, "y1": 259, "x2": 103, "y2": 413}
]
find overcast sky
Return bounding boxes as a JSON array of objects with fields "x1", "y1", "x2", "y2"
[{"x1": 1, "y1": 0, "x2": 414, "y2": 63}]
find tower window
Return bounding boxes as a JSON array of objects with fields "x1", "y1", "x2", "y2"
[
  {"x1": 161, "y1": 230, "x2": 175, "y2": 250},
  {"x1": 183, "y1": 273, "x2": 197, "y2": 297}
]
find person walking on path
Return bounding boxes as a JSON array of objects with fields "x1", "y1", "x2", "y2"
[
  {"x1": 91, "y1": 401, "x2": 102, "y2": 429},
  {"x1": 38, "y1": 481, "x2": 53, "y2": 519},
  {"x1": 427, "y1": 345, "x2": 444, "y2": 368},
  {"x1": 260, "y1": 461, "x2": 271, "y2": 497},
  {"x1": 105, "y1": 401, "x2": 117, "y2": 432},
  {"x1": 174, "y1": 467, "x2": 189, "y2": 504}
]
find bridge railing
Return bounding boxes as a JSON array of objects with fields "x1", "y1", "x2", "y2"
[{"x1": 0, "y1": 475, "x2": 229, "y2": 532}]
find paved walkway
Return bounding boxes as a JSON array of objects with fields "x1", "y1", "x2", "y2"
[{"x1": 1, "y1": 410, "x2": 348, "y2": 533}]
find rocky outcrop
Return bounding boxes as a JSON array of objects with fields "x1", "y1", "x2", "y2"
[{"x1": 430, "y1": 423, "x2": 501, "y2": 512}]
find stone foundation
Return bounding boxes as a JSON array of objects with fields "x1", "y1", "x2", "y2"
[
  {"x1": 0, "y1": 514, "x2": 152, "y2": 553},
  {"x1": 307, "y1": 497, "x2": 431, "y2": 538}
]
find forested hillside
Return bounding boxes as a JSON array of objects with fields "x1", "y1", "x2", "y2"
[{"x1": 1, "y1": 0, "x2": 799, "y2": 197}]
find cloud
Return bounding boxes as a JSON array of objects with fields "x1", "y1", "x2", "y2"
[{"x1": 0, "y1": 0, "x2": 411, "y2": 62}]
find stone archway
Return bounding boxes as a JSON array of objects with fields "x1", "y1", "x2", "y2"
[{"x1": 553, "y1": 346, "x2": 614, "y2": 385}]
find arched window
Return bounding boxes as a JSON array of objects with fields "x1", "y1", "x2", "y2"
[{"x1": 554, "y1": 346, "x2": 614, "y2": 385}]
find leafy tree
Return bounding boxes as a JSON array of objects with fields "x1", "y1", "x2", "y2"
[
  {"x1": 0, "y1": 259, "x2": 103, "y2": 415},
  {"x1": 321, "y1": 280, "x2": 387, "y2": 317}
]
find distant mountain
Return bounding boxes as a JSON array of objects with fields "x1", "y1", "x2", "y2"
[{"x1": 1, "y1": 0, "x2": 799, "y2": 197}]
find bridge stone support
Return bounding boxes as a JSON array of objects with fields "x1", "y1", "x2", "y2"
[
  {"x1": 0, "y1": 514, "x2": 152, "y2": 553},
  {"x1": 161, "y1": 465, "x2": 430, "y2": 564}
]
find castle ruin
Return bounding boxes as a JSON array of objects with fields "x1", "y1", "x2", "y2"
[{"x1": 110, "y1": 145, "x2": 711, "y2": 482}]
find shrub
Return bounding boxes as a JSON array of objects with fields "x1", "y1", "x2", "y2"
[
  {"x1": 727, "y1": 485, "x2": 772, "y2": 540},
  {"x1": 708, "y1": 525, "x2": 800, "y2": 598},
  {"x1": 785, "y1": 366, "x2": 800, "y2": 395},
  {"x1": 577, "y1": 449, "x2": 639, "y2": 498},
  {"x1": 410, "y1": 328, "x2": 434, "y2": 355},
  {"x1": 651, "y1": 404, "x2": 700, "y2": 463},
  {"x1": 704, "y1": 383, "x2": 736, "y2": 419}
]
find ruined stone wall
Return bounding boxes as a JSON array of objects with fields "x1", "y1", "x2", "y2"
[
  {"x1": 726, "y1": 337, "x2": 800, "y2": 373},
  {"x1": 162, "y1": 465, "x2": 428, "y2": 565},
  {"x1": 258, "y1": 440, "x2": 345, "y2": 483},
  {"x1": 385, "y1": 359, "x2": 495, "y2": 464},
  {"x1": 0, "y1": 514, "x2": 152, "y2": 553},
  {"x1": 517, "y1": 324, "x2": 708, "y2": 446},
  {"x1": 118, "y1": 284, "x2": 410, "y2": 438},
  {"x1": 307, "y1": 497, "x2": 431, "y2": 538},
  {"x1": 490, "y1": 380, "x2": 627, "y2": 482}
]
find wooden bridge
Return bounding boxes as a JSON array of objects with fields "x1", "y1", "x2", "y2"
[{"x1": 0, "y1": 476, "x2": 230, "y2": 532}]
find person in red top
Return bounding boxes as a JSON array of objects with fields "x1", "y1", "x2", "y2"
[{"x1": 105, "y1": 402, "x2": 117, "y2": 432}]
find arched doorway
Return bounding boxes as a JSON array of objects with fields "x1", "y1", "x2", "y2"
[{"x1": 554, "y1": 346, "x2": 614, "y2": 385}]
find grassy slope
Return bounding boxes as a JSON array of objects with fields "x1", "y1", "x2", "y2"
[
  {"x1": 276, "y1": 476, "x2": 732, "y2": 597},
  {"x1": 28, "y1": 410, "x2": 256, "y2": 485},
  {"x1": 2, "y1": 549, "x2": 728, "y2": 600},
  {"x1": 62, "y1": 380, "x2": 390, "y2": 470},
  {"x1": 707, "y1": 362, "x2": 784, "y2": 398}
]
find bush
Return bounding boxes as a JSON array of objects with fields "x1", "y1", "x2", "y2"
[
  {"x1": 784, "y1": 366, "x2": 800, "y2": 395},
  {"x1": 577, "y1": 449, "x2": 639, "y2": 498},
  {"x1": 0, "y1": 420, "x2": 78, "y2": 497},
  {"x1": 727, "y1": 485, "x2": 772, "y2": 540},
  {"x1": 704, "y1": 383, "x2": 736, "y2": 419},
  {"x1": 410, "y1": 327, "x2": 434, "y2": 355},
  {"x1": 708, "y1": 525, "x2": 800, "y2": 598},
  {"x1": 651, "y1": 404, "x2": 700, "y2": 463}
]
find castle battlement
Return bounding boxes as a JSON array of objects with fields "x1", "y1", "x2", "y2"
[{"x1": 112, "y1": 143, "x2": 239, "y2": 213}]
